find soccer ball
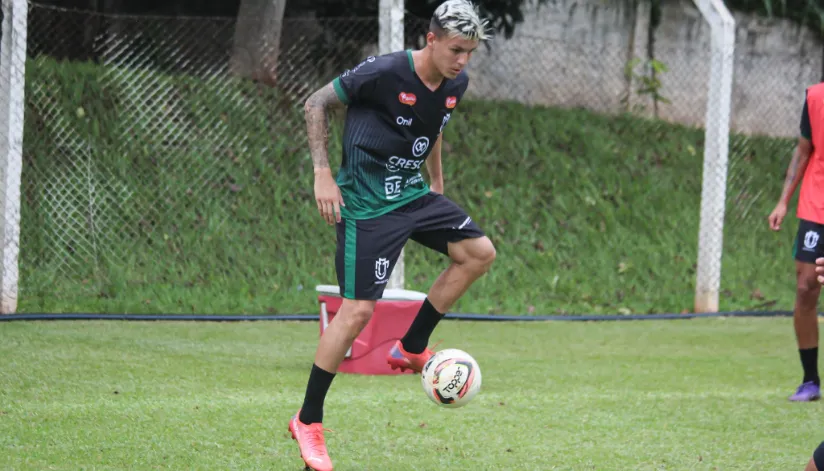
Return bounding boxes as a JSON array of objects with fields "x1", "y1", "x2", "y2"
[{"x1": 421, "y1": 348, "x2": 482, "y2": 408}]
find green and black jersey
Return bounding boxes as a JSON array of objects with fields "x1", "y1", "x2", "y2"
[{"x1": 332, "y1": 50, "x2": 469, "y2": 220}]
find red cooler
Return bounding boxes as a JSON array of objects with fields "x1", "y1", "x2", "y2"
[{"x1": 316, "y1": 284, "x2": 427, "y2": 375}]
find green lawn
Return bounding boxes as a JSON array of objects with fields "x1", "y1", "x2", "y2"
[{"x1": 0, "y1": 317, "x2": 820, "y2": 470}]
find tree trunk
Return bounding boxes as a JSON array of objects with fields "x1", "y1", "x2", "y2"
[{"x1": 230, "y1": 0, "x2": 287, "y2": 85}]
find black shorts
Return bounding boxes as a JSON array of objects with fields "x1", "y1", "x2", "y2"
[
  {"x1": 794, "y1": 219, "x2": 824, "y2": 264},
  {"x1": 335, "y1": 192, "x2": 485, "y2": 300}
]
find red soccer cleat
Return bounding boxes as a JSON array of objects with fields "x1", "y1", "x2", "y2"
[
  {"x1": 386, "y1": 340, "x2": 435, "y2": 373},
  {"x1": 289, "y1": 411, "x2": 334, "y2": 471}
]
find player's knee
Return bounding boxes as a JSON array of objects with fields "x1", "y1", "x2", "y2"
[
  {"x1": 480, "y1": 238, "x2": 496, "y2": 266},
  {"x1": 797, "y1": 274, "x2": 821, "y2": 301},
  {"x1": 449, "y1": 236, "x2": 495, "y2": 272},
  {"x1": 469, "y1": 237, "x2": 496, "y2": 273},
  {"x1": 339, "y1": 300, "x2": 375, "y2": 332}
]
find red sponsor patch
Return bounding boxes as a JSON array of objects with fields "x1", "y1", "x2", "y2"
[
  {"x1": 399, "y1": 92, "x2": 417, "y2": 106},
  {"x1": 446, "y1": 96, "x2": 457, "y2": 109}
]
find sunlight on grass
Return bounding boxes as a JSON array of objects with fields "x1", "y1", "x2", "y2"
[{"x1": 0, "y1": 318, "x2": 819, "y2": 470}]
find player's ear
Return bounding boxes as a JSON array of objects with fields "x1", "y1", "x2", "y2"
[{"x1": 426, "y1": 31, "x2": 437, "y2": 48}]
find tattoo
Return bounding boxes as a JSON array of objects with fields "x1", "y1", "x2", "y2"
[
  {"x1": 780, "y1": 142, "x2": 812, "y2": 204},
  {"x1": 304, "y1": 83, "x2": 344, "y2": 170},
  {"x1": 786, "y1": 150, "x2": 802, "y2": 185}
]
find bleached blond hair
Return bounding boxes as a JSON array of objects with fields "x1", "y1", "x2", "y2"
[{"x1": 431, "y1": 0, "x2": 492, "y2": 41}]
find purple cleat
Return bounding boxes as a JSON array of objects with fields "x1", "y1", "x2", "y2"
[{"x1": 789, "y1": 381, "x2": 821, "y2": 402}]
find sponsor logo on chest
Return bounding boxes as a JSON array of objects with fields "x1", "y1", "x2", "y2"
[
  {"x1": 393, "y1": 90, "x2": 455, "y2": 136},
  {"x1": 398, "y1": 92, "x2": 417, "y2": 106}
]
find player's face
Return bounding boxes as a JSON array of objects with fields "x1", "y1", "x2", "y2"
[{"x1": 428, "y1": 33, "x2": 478, "y2": 79}]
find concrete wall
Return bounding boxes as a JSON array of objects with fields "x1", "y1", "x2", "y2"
[{"x1": 463, "y1": 0, "x2": 823, "y2": 138}]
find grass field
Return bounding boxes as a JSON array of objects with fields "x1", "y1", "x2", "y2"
[{"x1": 1, "y1": 317, "x2": 820, "y2": 470}]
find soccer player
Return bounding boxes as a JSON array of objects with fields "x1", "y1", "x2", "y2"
[
  {"x1": 806, "y1": 440, "x2": 824, "y2": 471},
  {"x1": 768, "y1": 82, "x2": 822, "y2": 402},
  {"x1": 287, "y1": 1, "x2": 496, "y2": 469}
]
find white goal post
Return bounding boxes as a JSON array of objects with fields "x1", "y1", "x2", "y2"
[
  {"x1": 0, "y1": 0, "x2": 28, "y2": 314},
  {"x1": 380, "y1": 0, "x2": 407, "y2": 290},
  {"x1": 692, "y1": 0, "x2": 736, "y2": 313}
]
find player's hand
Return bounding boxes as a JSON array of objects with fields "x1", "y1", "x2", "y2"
[
  {"x1": 314, "y1": 168, "x2": 345, "y2": 225},
  {"x1": 816, "y1": 258, "x2": 824, "y2": 284},
  {"x1": 430, "y1": 180, "x2": 444, "y2": 195},
  {"x1": 768, "y1": 202, "x2": 788, "y2": 231}
]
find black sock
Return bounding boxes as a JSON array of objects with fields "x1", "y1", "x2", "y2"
[
  {"x1": 401, "y1": 298, "x2": 443, "y2": 354},
  {"x1": 298, "y1": 364, "x2": 335, "y2": 424},
  {"x1": 800, "y1": 347, "x2": 820, "y2": 385}
]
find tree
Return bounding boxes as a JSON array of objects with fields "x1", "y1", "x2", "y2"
[{"x1": 230, "y1": 0, "x2": 287, "y2": 84}]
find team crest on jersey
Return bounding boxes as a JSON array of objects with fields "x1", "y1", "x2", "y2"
[
  {"x1": 399, "y1": 92, "x2": 417, "y2": 106},
  {"x1": 446, "y1": 96, "x2": 457, "y2": 109}
]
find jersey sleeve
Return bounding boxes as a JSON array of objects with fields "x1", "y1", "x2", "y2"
[
  {"x1": 332, "y1": 55, "x2": 393, "y2": 106},
  {"x1": 801, "y1": 89, "x2": 812, "y2": 140}
]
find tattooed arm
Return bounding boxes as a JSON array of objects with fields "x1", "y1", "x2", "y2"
[
  {"x1": 769, "y1": 137, "x2": 813, "y2": 231},
  {"x1": 304, "y1": 82, "x2": 346, "y2": 225},
  {"x1": 779, "y1": 138, "x2": 814, "y2": 205},
  {"x1": 305, "y1": 82, "x2": 345, "y2": 171}
]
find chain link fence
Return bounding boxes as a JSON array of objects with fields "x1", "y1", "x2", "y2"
[
  {"x1": 20, "y1": 3, "x2": 382, "y2": 311},
  {"x1": 7, "y1": 1, "x2": 810, "y2": 315}
]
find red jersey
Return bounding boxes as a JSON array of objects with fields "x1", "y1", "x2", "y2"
[{"x1": 798, "y1": 83, "x2": 824, "y2": 224}]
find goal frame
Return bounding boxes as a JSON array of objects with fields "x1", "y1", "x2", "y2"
[
  {"x1": 0, "y1": 0, "x2": 28, "y2": 314},
  {"x1": 691, "y1": 0, "x2": 736, "y2": 313},
  {"x1": 380, "y1": 0, "x2": 407, "y2": 291}
]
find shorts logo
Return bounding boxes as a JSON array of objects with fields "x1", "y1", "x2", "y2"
[
  {"x1": 399, "y1": 92, "x2": 417, "y2": 106},
  {"x1": 375, "y1": 258, "x2": 390, "y2": 280},
  {"x1": 396, "y1": 116, "x2": 413, "y2": 126},
  {"x1": 457, "y1": 217, "x2": 472, "y2": 230},
  {"x1": 446, "y1": 96, "x2": 457, "y2": 109},
  {"x1": 412, "y1": 137, "x2": 430, "y2": 157},
  {"x1": 805, "y1": 230, "x2": 820, "y2": 251}
]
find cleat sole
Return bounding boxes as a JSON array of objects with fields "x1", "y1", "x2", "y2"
[{"x1": 388, "y1": 360, "x2": 419, "y2": 374}]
